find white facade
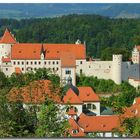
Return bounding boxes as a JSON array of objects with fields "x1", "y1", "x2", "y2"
[{"x1": 1, "y1": 40, "x2": 140, "y2": 87}]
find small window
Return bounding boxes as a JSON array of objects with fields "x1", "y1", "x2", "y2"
[
  {"x1": 65, "y1": 70, "x2": 71, "y2": 75},
  {"x1": 82, "y1": 104, "x2": 86, "y2": 110},
  {"x1": 87, "y1": 104, "x2": 91, "y2": 110},
  {"x1": 56, "y1": 67, "x2": 59, "y2": 71},
  {"x1": 72, "y1": 130, "x2": 79, "y2": 134},
  {"x1": 80, "y1": 69, "x2": 82, "y2": 74},
  {"x1": 31, "y1": 68, "x2": 33, "y2": 70},
  {"x1": 48, "y1": 61, "x2": 51, "y2": 65},
  {"x1": 34, "y1": 61, "x2": 37, "y2": 65},
  {"x1": 53, "y1": 68, "x2": 55, "y2": 71},
  {"x1": 92, "y1": 104, "x2": 96, "y2": 110},
  {"x1": 38, "y1": 61, "x2": 41, "y2": 65},
  {"x1": 6, "y1": 63, "x2": 8, "y2": 65},
  {"x1": 22, "y1": 61, "x2": 24, "y2": 65},
  {"x1": 19, "y1": 51, "x2": 21, "y2": 53},
  {"x1": 22, "y1": 68, "x2": 24, "y2": 71},
  {"x1": 44, "y1": 62, "x2": 47, "y2": 65},
  {"x1": 89, "y1": 66, "x2": 91, "y2": 68},
  {"x1": 6, "y1": 68, "x2": 8, "y2": 71},
  {"x1": 57, "y1": 51, "x2": 59, "y2": 53},
  {"x1": 80, "y1": 61, "x2": 82, "y2": 64},
  {"x1": 53, "y1": 61, "x2": 55, "y2": 64},
  {"x1": 18, "y1": 61, "x2": 20, "y2": 65},
  {"x1": 31, "y1": 61, "x2": 33, "y2": 65},
  {"x1": 33, "y1": 51, "x2": 36, "y2": 53},
  {"x1": 109, "y1": 66, "x2": 111, "y2": 68},
  {"x1": 26, "y1": 61, "x2": 28, "y2": 65},
  {"x1": 57, "y1": 61, "x2": 59, "y2": 64},
  {"x1": 13, "y1": 61, "x2": 16, "y2": 65}
]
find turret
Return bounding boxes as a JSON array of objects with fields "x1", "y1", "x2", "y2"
[
  {"x1": 112, "y1": 54, "x2": 122, "y2": 84},
  {"x1": 0, "y1": 28, "x2": 16, "y2": 65},
  {"x1": 132, "y1": 45, "x2": 140, "y2": 64}
]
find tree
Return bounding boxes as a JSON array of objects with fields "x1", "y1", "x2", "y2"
[{"x1": 35, "y1": 98, "x2": 69, "y2": 137}]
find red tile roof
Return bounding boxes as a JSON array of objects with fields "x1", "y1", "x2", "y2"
[
  {"x1": 61, "y1": 52, "x2": 76, "y2": 68},
  {"x1": 8, "y1": 80, "x2": 61, "y2": 104},
  {"x1": 2, "y1": 57, "x2": 11, "y2": 62},
  {"x1": 78, "y1": 113, "x2": 120, "y2": 133},
  {"x1": 136, "y1": 46, "x2": 140, "y2": 51},
  {"x1": 63, "y1": 87, "x2": 100, "y2": 104},
  {"x1": 135, "y1": 97, "x2": 140, "y2": 105},
  {"x1": 67, "y1": 108, "x2": 77, "y2": 115},
  {"x1": 78, "y1": 87, "x2": 100, "y2": 102},
  {"x1": 11, "y1": 43, "x2": 86, "y2": 60},
  {"x1": 63, "y1": 88, "x2": 83, "y2": 104},
  {"x1": 68, "y1": 118, "x2": 85, "y2": 137},
  {"x1": 0, "y1": 28, "x2": 16, "y2": 44},
  {"x1": 15, "y1": 67, "x2": 22, "y2": 74}
]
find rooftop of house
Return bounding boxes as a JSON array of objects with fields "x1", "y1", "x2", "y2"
[
  {"x1": 63, "y1": 86, "x2": 100, "y2": 104},
  {"x1": 8, "y1": 80, "x2": 62, "y2": 104},
  {"x1": 77, "y1": 113, "x2": 120, "y2": 133},
  {"x1": 0, "y1": 28, "x2": 16, "y2": 44}
]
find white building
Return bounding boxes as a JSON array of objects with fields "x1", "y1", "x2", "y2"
[{"x1": 1, "y1": 28, "x2": 140, "y2": 87}]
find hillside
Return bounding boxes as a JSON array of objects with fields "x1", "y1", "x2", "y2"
[
  {"x1": 0, "y1": 14, "x2": 140, "y2": 59},
  {"x1": 0, "y1": 4, "x2": 140, "y2": 19}
]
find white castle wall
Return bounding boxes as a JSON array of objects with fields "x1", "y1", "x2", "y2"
[{"x1": 0, "y1": 44, "x2": 12, "y2": 64}]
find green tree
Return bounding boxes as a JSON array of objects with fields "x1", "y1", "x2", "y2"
[{"x1": 35, "y1": 98, "x2": 69, "y2": 137}]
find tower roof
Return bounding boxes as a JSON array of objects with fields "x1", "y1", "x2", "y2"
[{"x1": 0, "y1": 28, "x2": 16, "y2": 44}]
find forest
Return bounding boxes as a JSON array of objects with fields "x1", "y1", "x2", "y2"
[{"x1": 0, "y1": 14, "x2": 140, "y2": 59}]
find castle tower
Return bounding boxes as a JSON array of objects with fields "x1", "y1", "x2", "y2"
[
  {"x1": 112, "y1": 54, "x2": 122, "y2": 84},
  {"x1": 0, "y1": 28, "x2": 16, "y2": 65},
  {"x1": 132, "y1": 45, "x2": 140, "y2": 64},
  {"x1": 60, "y1": 52, "x2": 76, "y2": 86}
]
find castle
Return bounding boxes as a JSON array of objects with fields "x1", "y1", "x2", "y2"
[{"x1": 0, "y1": 28, "x2": 140, "y2": 87}]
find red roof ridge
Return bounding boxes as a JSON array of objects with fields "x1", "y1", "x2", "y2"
[{"x1": 0, "y1": 28, "x2": 16, "y2": 44}]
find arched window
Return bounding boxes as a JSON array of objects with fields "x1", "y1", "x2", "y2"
[
  {"x1": 87, "y1": 104, "x2": 91, "y2": 109},
  {"x1": 92, "y1": 104, "x2": 96, "y2": 110}
]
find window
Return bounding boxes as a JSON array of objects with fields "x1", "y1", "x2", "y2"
[
  {"x1": 48, "y1": 61, "x2": 51, "y2": 65},
  {"x1": 31, "y1": 61, "x2": 33, "y2": 65},
  {"x1": 53, "y1": 68, "x2": 55, "y2": 71},
  {"x1": 26, "y1": 61, "x2": 28, "y2": 65},
  {"x1": 87, "y1": 104, "x2": 91, "y2": 110},
  {"x1": 56, "y1": 61, "x2": 59, "y2": 64},
  {"x1": 18, "y1": 61, "x2": 20, "y2": 65},
  {"x1": 72, "y1": 130, "x2": 79, "y2": 134},
  {"x1": 53, "y1": 61, "x2": 55, "y2": 64},
  {"x1": 80, "y1": 69, "x2": 82, "y2": 74},
  {"x1": 56, "y1": 67, "x2": 59, "y2": 71},
  {"x1": 34, "y1": 61, "x2": 37, "y2": 65},
  {"x1": 6, "y1": 68, "x2": 8, "y2": 71},
  {"x1": 80, "y1": 61, "x2": 82, "y2": 64},
  {"x1": 92, "y1": 104, "x2": 96, "y2": 110},
  {"x1": 82, "y1": 104, "x2": 86, "y2": 110},
  {"x1": 22, "y1": 61, "x2": 24, "y2": 65},
  {"x1": 65, "y1": 70, "x2": 71, "y2": 75},
  {"x1": 13, "y1": 61, "x2": 16, "y2": 65},
  {"x1": 44, "y1": 62, "x2": 47, "y2": 65},
  {"x1": 38, "y1": 61, "x2": 41, "y2": 65},
  {"x1": 6, "y1": 63, "x2": 8, "y2": 65},
  {"x1": 22, "y1": 68, "x2": 24, "y2": 71}
]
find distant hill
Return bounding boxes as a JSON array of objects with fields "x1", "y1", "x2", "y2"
[{"x1": 1, "y1": 3, "x2": 140, "y2": 19}]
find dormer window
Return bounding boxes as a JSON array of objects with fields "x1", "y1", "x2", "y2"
[
  {"x1": 19, "y1": 51, "x2": 21, "y2": 53},
  {"x1": 72, "y1": 130, "x2": 79, "y2": 134},
  {"x1": 34, "y1": 51, "x2": 36, "y2": 53}
]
